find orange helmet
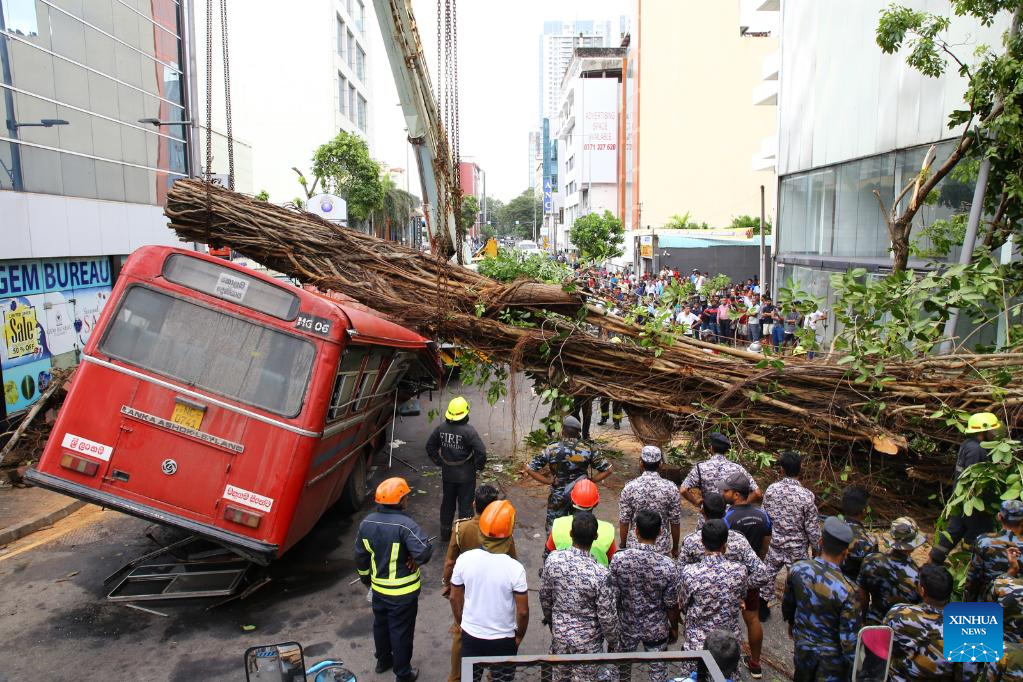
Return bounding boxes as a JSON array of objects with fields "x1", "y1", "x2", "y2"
[
  {"x1": 375, "y1": 477, "x2": 411, "y2": 505},
  {"x1": 570, "y1": 479, "x2": 600, "y2": 510},
  {"x1": 479, "y1": 500, "x2": 516, "y2": 538}
]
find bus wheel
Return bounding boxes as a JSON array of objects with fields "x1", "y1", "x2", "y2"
[{"x1": 338, "y1": 450, "x2": 369, "y2": 513}]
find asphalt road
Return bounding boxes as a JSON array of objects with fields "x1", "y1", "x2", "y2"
[{"x1": 0, "y1": 379, "x2": 792, "y2": 681}]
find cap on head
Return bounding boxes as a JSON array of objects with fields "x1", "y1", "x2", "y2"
[
  {"x1": 965, "y1": 411, "x2": 1001, "y2": 434},
  {"x1": 702, "y1": 491, "x2": 726, "y2": 519},
  {"x1": 446, "y1": 396, "x2": 470, "y2": 421},
  {"x1": 562, "y1": 415, "x2": 582, "y2": 431},
  {"x1": 641, "y1": 445, "x2": 663, "y2": 464},
  {"x1": 570, "y1": 478, "x2": 600, "y2": 510},
  {"x1": 822, "y1": 516, "x2": 854, "y2": 546},
  {"x1": 1001, "y1": 499, "x2": 1023, "y2": 523},
  {"x1": 719, "y1": 471, "x2": 751, "y2": 496},
  {"x1": 709, "y1": 432, "x2": 731, "y2": 453},
  {"x1": 888, "y1": 516, "x2": 925, "y2": 551},
  {"x1": 479, "y1": 500, "x2": 516, "y2": 538},
  {"x1": 375, "y1": 477, "x2": 411, "y2": 505}
]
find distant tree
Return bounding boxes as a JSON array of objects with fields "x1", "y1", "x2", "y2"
[
  {"x1": 483, "y1": 196, "x2": 505, "y2": 233},
  {"x1": 498, "y1": 190, "x2": 543, "y2": 239},
  {"x1": 665, "y1": 212, "x2": 710, "y2": 230},
  {"x1": 461, "y1": 195, "x2": 480, "y2": 234},
  {"x1": 570, "y1": 210, "x2": 625, "y2": 264},
  {"x1": 254, "y1": 190, "x2": 270, "y2": 201},
  {"x1": 371, "y1": 174, "x2": 418, "y2": 240},
  {"x1": 730, "y1": 214, "x2": 772, "y2": 235},
  {"x1": 292, "y1": 131, "x2": 383, "y2": 220}
]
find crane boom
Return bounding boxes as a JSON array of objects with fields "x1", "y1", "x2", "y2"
[{"x1": 372, "y1": 0, "x2": 467, "y2": 263}]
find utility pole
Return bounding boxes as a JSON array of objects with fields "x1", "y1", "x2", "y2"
[{"x1": 759, "y1": 185, "x2": 766, "y2": 293}]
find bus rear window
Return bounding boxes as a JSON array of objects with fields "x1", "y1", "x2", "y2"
[
  {"x1": 163, "y1": 254, "x2": 301, "y2": 321},
  {"x1": 100, "y1": 287, "x2": 315, "y2": 417}
]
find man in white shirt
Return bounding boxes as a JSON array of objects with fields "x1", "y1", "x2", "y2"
[
  {"x1": 675, "y1": 305, "x2": 701, "y2": 336},
  {"x1": 450, "y1": 500, "x2": 529, "y2": 681}
]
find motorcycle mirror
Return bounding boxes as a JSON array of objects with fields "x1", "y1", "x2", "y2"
[
  {"x1": 851, "y1": 625, "x2": 894, "y2": 681},
  {"x1": 244, "y1": 642, "x2": 307, "y2": 682}
]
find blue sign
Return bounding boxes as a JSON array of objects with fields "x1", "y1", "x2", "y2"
[
  {"x1": 944, "y1": 602, "x2": 1003, "y2": 662},
  {"x1": 543, "y1": 178, "x2": 553, "y2": 214},
  {"x1": 0, "y1": 257, "x2": 112, "y2": 297}
]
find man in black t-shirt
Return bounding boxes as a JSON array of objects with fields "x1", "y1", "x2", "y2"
[{"x1": 721, "y1": 471, "x2": 772, "y2": 679}]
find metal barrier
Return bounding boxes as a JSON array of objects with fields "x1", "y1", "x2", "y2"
[{"x1": 461, "y1": 651, "x2": 728, "y2": 682}]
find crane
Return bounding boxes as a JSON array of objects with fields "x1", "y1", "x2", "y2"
[{"x1": 371, "y1": 0, "x2": 469, "y2": 263}]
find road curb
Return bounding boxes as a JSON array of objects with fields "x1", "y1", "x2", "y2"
[{"x1": 0, "y1": 499, "x2": 86, "y2": 546}]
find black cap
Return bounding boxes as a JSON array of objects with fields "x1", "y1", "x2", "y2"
[
  {"x1": 709, "y1": 432, "x2": 731, "y2": 451},
  {"x1": 718, "y1": 471, "x2": 751, "y2": 496},
  {"x1": 822, "y1": 516, "x2": 853, "y2": 545}
]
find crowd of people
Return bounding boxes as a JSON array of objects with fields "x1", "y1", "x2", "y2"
[
  {"x1": 578, "y1": 266, "x2": 828, "y2": 354},
  {"x1": 355, "y1": 398, "x2": 1022, "y2": 682}
]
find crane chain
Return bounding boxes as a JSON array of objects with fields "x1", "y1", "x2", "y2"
[{"x1": 219, "y1": 0, "x2": 235, "y2": 191}]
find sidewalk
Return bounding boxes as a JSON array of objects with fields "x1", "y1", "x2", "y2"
[{"x1": 0, "y1": 484, "x2": 85, "y2": 547}]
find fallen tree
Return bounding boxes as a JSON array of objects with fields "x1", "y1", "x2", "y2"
[{"x1": 165, "y1": 179, "x2": 1023, "y2": 454}]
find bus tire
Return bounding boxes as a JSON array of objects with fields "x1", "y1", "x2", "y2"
[{"x1": 338, "y1": 450, "x2": 369, "y2": 513}]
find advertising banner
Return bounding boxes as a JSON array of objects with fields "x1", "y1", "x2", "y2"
[{"x1": 640, "y1": 236, "x2": 654, "y2": 259}]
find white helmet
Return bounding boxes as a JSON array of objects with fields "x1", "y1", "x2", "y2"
[{"x1": 747, "y1": 342, "x2": 763, "y2": 353}]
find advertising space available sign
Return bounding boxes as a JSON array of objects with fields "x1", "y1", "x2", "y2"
[{"x1": 944, "y1": 602, "x2": 1003, "y2": 662}]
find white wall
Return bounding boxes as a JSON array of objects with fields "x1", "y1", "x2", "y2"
[{"x1": 778, "y1": 0, "x2": 1007, "y2": 176}]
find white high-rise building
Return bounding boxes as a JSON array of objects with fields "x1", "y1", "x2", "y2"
[{"x1": 539, "y1": 20, "x2": 619, "y2": 121}]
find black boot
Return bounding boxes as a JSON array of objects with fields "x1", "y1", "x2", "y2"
[
  {"x1": 397, "y1": 668, "x2": 419, "y2": 682},
  {"x1": 375, "y1": 657, "x2": 393, "y2": 673},
  {"x1": 598, "y1": 417, "x2": 607, "y2": 425}
]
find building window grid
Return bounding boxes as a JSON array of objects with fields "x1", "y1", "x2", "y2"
[
  {"x1": 338, "y1": 72, "x2": 348, "y2": 117},
  {"x1": 337, "y1": 14, "x2": 346, "y2": 56},
  {"x1": 357, "y1": 94, "x2": 367, "y2": 132}
]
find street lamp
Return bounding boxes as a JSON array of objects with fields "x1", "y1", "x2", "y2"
[
  {"x1": 8, "y1": 118, "x2": 69, "y2": 129},
  {"x1": 137, "y1": 118, "x2": 192, "y2": 127}
]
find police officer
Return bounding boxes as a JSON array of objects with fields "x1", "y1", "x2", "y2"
[
  {"x1": 782, "y1": 516, "x2": 861, "y2": 682},
  {"x1": 839, "y1": 485, "x2": 877, "y2": 582},
  {"x1": 545, "y1": 478, "x2": 617, "y2": 565},
  {"x1": 527, "y1": 415, "x2": 612, "y2": 531},
  {"x1": 936, "y1": 411, "x2": 1003, "y2": 555},
  {"x1": 540, "y1": 511, "x2": 619, "y2": 675},
  {"x1": 618, "y1": 445, "x2": 682, "y2": 557},
  {"x1": 678, "y1": 519, "x2": 749, "y2": 653},
  {"x1": 680, "y1": 433, "x2": 760, "y2": 510},
  {"x1": 884, "y1": 564, "x2": 956, "y2": 682},
  {"x1": 986, "y1": 547, "x2": 1022, "y2": 681},
  {"x1": 964, "y1": 499, "x2": 1023, "y2": 602},
  {"x1": 427, "y1": 396, "x2": 487, "y2": 542},
  {"x1": 355, "y1": 478, "x2": 433, "y2": 682},
  {"x1": 858, "y1": 517, "x2": 925, "y2": 625}
]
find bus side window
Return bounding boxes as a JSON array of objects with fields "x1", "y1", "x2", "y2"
[
  {"x1": 327, "y1": 347, "x2": 368, "y2": 421},
  {"x1": 351, "y1": 349, "x2": 390, "y2": 413}
]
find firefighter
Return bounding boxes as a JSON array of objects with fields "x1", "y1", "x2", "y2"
[
  {"x1": 935, "y1": 411, "x2": 1003, "y2": 557},
  {"x1": 427, "y1": 396, "x2": 488, "y2": 542},
  {"x1": 355, "y1": 477, "x2": 433, "y2": 682},
  {"x1": 544, "y1": 478, "x2": 617, "y2": 565}
]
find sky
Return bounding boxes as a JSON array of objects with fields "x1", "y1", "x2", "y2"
[{"x1": 367, "y1": 0, "x2": 629, "y2": 204}]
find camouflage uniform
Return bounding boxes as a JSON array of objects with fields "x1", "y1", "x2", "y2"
[
  {"x1": 678, "y1": 553, "x2": 748, "y2": 651},
  {"x1": 609, "y1": 544, "x2": 679, "y2": 652},
  {"x1": 964, "y1": 529, "x2": 1023, "y2": 601},
  {"x1": 681, "y1": 454, "x2": 759, "y2": 503},
  {"x1": 618, "y1": 471, "x2": 682, "y2": 555},
  {"x1": 858, "y1": 551, "x2": 921, "y2": 625},
  {"x1": 782, "y1": 557, "x2": 861, "y2": 682},
  {"x1": 760, "y1": 477, "x2": 821, "y2": 602},
  {"x1": 529, "y1": 439, "x2": 611, "y2": 531},
  {"x1": 540, "y1": 546, "x2": 619, "y2": 682},
  {"x1": 986, "y1": 645, "x2": 1023, "y2": 682},
  {"x1": 986, "y1": 575, "x2": 1023, "y2": 681},
  {"x1": 678, "y1": 528, "x2": 770, "y2": 589},
  {"x1": 841, "y1": 518, "x2": 877, "y2": 582},
  {"x1": 884, "y1": 601, "x2": 955, "y2": 682}
]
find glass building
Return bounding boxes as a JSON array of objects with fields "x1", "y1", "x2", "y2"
[{"x1": 0, "y1": 0, "x2": 196, "y2": 419}]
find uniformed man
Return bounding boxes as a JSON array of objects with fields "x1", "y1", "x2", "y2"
[
  {"x1": 839, "y1": 485, "x2": 877, "y2": 581},
  {"x1": 427, "y1": 396, "x2": 488, "y2": 542},
  {"x1": 572, "y1": 395, "x2": 594, "y2": 440},
  {"x1": 760, "y1": 451, "x2": 821, "y2": 621},
  {"x1": 884, "y1": 563, "x2": 956, "y2": 682},
  {"x1": 618, "y1": 445, "x2": 682, "y2": 556},
  {"x1": 781, "y1": 516, "x2": 861, "y2": 682},
  {"x1": 355, "y1": 478, "x2": 434, "y2": 682},
  {"x1": 598, "y1": 396, "x2": 624, "y2": 430},
  {"x1": 609, "y1": 509, "x2": 680, "y2": 663},
  {"x1": 986, "y1": 547, "x2": 1023, "y2": 681},
  {"x1": 678, "y1": 492, "x2": 769, "y2": 592},
  {"x1": 678, "y1": 519, "x2": 749, "y2": 654},
  {"x1": 545, "y1": 478, "x2": 617, "y2": 565},
  {"x1": 936, "y1": 411, "x2": 1002, "y2": 554},
  {"x1": 441, "y1": 483, "x2": 517, "y2": 682},
  {"x1": 858, "y1": 516, "x2": 924, "y2": 626},
  {"x1": 964, "y1": 499, "x2": 1023, "y2": 602},
  {"x1": 527, "y1": 415, "x2": 613, "y2": 531},
  {"x1": 540, "y1": 511, "x2": 619, "y2": 681},
  {"x1": 679, "y1": 433, "x2": 760, "y2": 511}
]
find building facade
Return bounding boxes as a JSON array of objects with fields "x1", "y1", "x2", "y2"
[
  {"x1": 539, "y1": 19, "x2": 618, "y2": 121},
  {"x1": 624, "y1": 0, "x2": 777, "y2": 231},
  {"x1": 773, "y1": 1, "x2": 1003, "y2": 335},
  {"x1": 0, "y1": 0, "x2": 199, "y2": 418}
]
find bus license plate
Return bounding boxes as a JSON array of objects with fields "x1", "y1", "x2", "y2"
[{"x1": 171, "y1": 402, "x2": 205, "y2": 431}]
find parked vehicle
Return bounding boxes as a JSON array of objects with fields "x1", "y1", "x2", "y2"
[
  {"x1": 244, "y1": 642, "x2": 355, "y2": 682},
  {"x1": 514, "y1": 240, "x2": 543, "y2": 257},
  {"x1": 26, "y1": 246, "x2": 440, "y2": 564}
]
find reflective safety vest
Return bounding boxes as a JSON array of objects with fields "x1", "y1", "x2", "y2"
[
  {"x1": 360, "y1": 538, "x2": 422, "y2": 596},
  {"x1": 355, "y1": 508, "x2": 433, "y2": 599},
  {"x1": 551, "y1": 514, "x2": 615, "y2": 566}
]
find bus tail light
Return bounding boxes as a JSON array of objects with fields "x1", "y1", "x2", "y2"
[
  {"x1": 224, "y1": 505, "x2": 262, "y2": 529},
  {"x1": 60, "y1": 453, "x2": 100, "y2": 476}
]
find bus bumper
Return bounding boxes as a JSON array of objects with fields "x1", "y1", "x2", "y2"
[{"x1": 23, "y1": 469, "x2": 278, "y2": 565}]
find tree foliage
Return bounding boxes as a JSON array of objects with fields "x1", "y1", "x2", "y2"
[
  {"x1": 296, "y1": 131, "x2": 383, "y2": 221},
  {"x1": 569, "y1": 210, "x2": 625, "y2": 264},
  {"x1": 665, "y1": 212, "x2": 710, "y2": 230},
  {"x1": 476, "y1": 249, "x2": 571, "y2": 284},
  {"x1": 498, "y1": 190, "x2": 542, "y2": 239},
  {"x1": 730, "y1": 214, "x2": 772, "y2": 235},
  {"x1": 461, "y1": 195, "x2": 480, "y2": 234},
  {"x1": 371, "y1": 174, "x2": 418, "y2": 238}
]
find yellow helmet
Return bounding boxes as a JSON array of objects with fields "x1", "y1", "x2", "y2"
[
  {"x1": 445, "y1": 396, "x2": 470, "y2": 421},
  {"x1": 964, "y1": 412, "x2": 1001, "y2": 434}
]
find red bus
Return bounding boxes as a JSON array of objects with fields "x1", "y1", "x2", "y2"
[{"x1": 26, "y1": 246, "x2": 440, "y2": 564}]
